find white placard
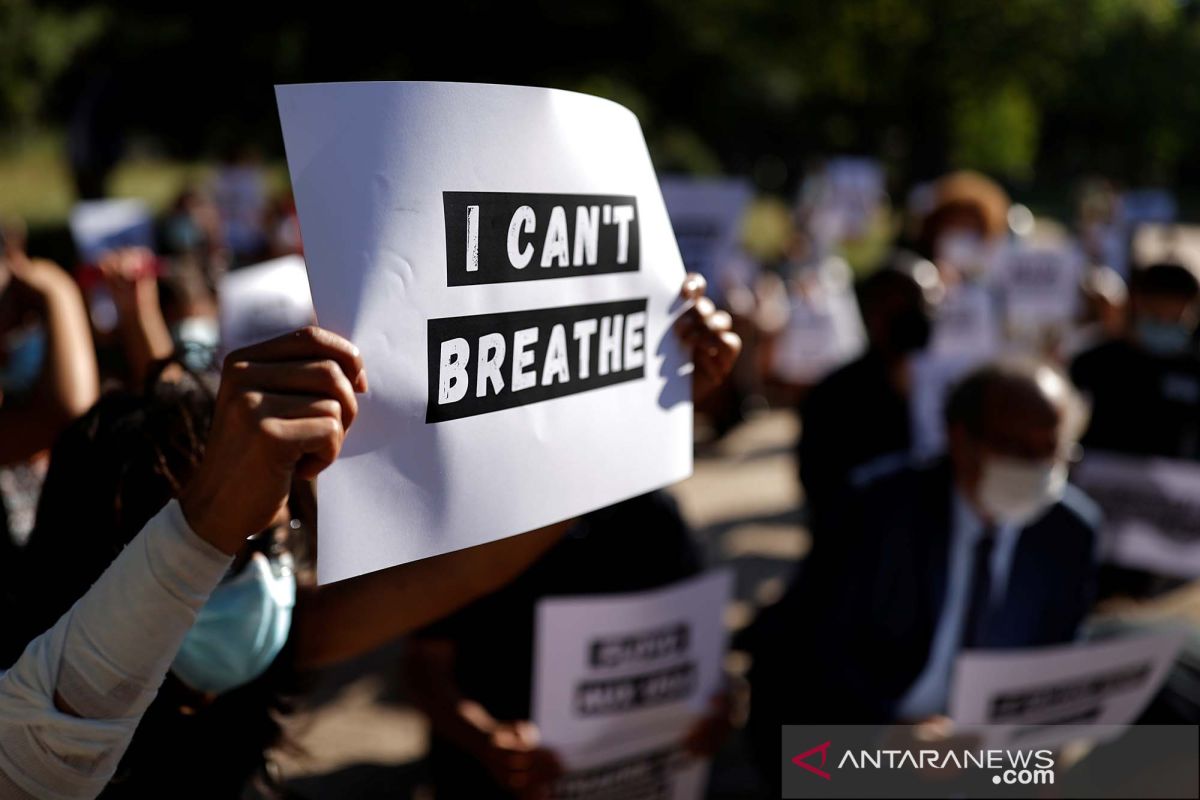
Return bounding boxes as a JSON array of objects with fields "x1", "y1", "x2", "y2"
[
  {"x1": 1071, "y1": 451, "x2": 1200, "y2": 578},
  {"x1": 799, "y1": 157, "x2": 887, "y2": 252},
  {"x1": 552, "y1": 731, "x2": 707, "y2": 800},
  {"x1": 1131, "y1": 223, "x2": 1200, "y2": 276},
  {"x1": 218, "y1": 255, "x2": 316, "y2": 355},
  {"x1": 68, "y1": 199, "x2": 155, "y2": 264},
  {"x1": 930, "y1": 281, "x2": 1002, "y2": 360},
  {"x1": 770, "y1": 258, "x2": 865, "y2": 385},
  {"x1": 276, "y1": 82, "x2": 692, "y2": 583},
  {"x1": 532, "y1": 570, "x2": 732, "y2": 750},
  {"x1": 950, "y1": 632, "x2": 1184, "y2": 740},
  {"x1": 996, "y1": 241, "x2": 1084, "y2": 327},
  {"x1": 658, "y1": 175, "x2": 753, "y2": 295}
]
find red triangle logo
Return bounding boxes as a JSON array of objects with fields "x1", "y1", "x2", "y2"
[{"x1": 791, "y1": 740, "x2": 832, "y2": 780}]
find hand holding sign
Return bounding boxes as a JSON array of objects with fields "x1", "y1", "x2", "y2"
[
  {"x1": 179, "y1": 326, "x2": 367, "y2": 555},
  {"x1": 675, "y1": 273, "x2": 741, "y2": 403}
]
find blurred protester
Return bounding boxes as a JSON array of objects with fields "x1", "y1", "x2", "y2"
[
  {"x1": 98, "y1": 247, "x2": 173, "y2": 388},
  {"x1": 405, "y1": 493, "x2": 720, "y2": 800},
  {"x1": 1071, "y1": 262, "x2": 1200, "y2": 459},
  {"x1": 797, "y1": 265, "x2": 935, "y2": 538},
  {"x1": 1, "y1": 236, "x2": 99, "y2": 564},
  {"x1": 162, "y1": 187, "x2": 231, "y2": 289},
  {"x1": 1062, "y1": 265, "x2": 1128, "y2": 359},
  {"x1": 266, "y1": 192, "x2": 304, "y2": 258},
  {"x1": 158, "y1": 260, "x2": 220, "y2": 374},
  {"x1": 212, "y1": 146, "x2": 269, "y2": 263},
  {"x1": 403, "y1": 276, "x2": 741, "y2": 800},
  {"x1": 917, "y1": 170, "x2": 1010, "y2": 284},
  {"x1": 744, "y1": 358, "x2": 1097, "y2": 789},
  {"x1": 8, "y1": 327, "x2": 571, "y2": 798},
  {"x1": 1070, "y1": 262, "x2": 1200, "y2": 600}
]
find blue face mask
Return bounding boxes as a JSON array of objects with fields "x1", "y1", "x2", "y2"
[
  {"x1": 171, "y1": 551, "x2": 295, "y2": 695},
  {"x1": 171, "y1": 316, "x2": 220, "y2": 373},
  {"x1": 0, "y1": 327, "x2": 46, "y2": 396},
  {"x1": 1136, "y1": 318, "x2": 1194, "y2": 357}
]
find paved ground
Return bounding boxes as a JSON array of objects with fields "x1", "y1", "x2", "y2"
[{"x1": 276, "y1": 409, "x2": 807, "y2": 799}]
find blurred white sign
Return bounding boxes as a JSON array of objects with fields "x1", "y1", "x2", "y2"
[
  {"x1": 1072, "y1": 451, "x2": 1200, "y2": 578},
  {"x1": 951, "y1": 632, "x2": 1185, "y2": 748},
  {"x1": 68, "y1": 199, "x2": 155, "y2": 264},
  {"x1": 658, "y1": 175, "x2": 753, "y2": 298},
  {"x1": 218, "y1": 255, "x2": 316, "y2": 355},
  {"x1": 996, "y1": 241, "x2": 1084, "y2": 327},
  {"x1": 771, "y1": 258, "x2": 865, "y2": 385}
]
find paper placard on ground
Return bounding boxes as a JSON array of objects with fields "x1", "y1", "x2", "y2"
[
  {"x1": 658, "y1": 175, "x2": 753, "y2": 296},
  {"x1": 1071, "y1": 451, "x2": 1200, "y2": 578},
  {"x1": 552, "y1": 731, "x2": 707, "y2": 800},
  {"x1": 770, "y1": 258, "x2": 865, "y2": 385},
  {"x1": 950, "y1": 632, "x2": 1184, "y2": 749},
  {"x1": 532, "y1": 570, "x2": 732, "y2": 750},
  {"x1": 276, "y1": 82, "x2": 692, "y2": 583},
  {"x1": 218, "y1": 255, "x2": 316, "y2": 355},
  {"x1": 68, "y1": 199, "x2": 155, "y2": 264},
  {"x1": 995, "y1": 240, "x2": 1084, "y2": 327}
]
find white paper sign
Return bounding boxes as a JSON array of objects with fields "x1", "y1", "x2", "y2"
[
  {"x1": 276, "y1": 82, "x2": 692, "y2": 583},
  {"x1": 658, "y1": 175, "x2": 753, "y2": 294},
  {"x1": 532, "y1": 570, "x2": 732, "y2": 750},
  {"x1": 950, "y1": 632, "x2": 1184, "y2": 741},
  {"x1": 996, "y1": 241, "x2": 1084, "y2": 327},
  {"x1": 931, "y1": 281, "x2": 1002, "y2": 360},
  {"x1": 771, "y1": 258, "x2": 865, "y2": 385},
  {"x1": 553, "y1": 732, "x2": 707, "y2": 800},
  {"x1": 1131, "y1": 223, "x2": 1200, "y2": 276},
  {"x1": 68, "y1": 199, "x2": 155, "y2": 264},
  {"x1": 218, "y1": 255, "x2": 316, "y2": 355},
  {"x1": 1071, "y1": 451, "x2": 1200, "y2": 578}
]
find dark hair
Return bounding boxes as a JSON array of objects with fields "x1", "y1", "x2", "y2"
[
  {"x1": 857, "y1": 267, "x2": 924, "y2": 319},
  {"x1": 1130, "y1": 262, "x2": 1200, "y2": 301}
]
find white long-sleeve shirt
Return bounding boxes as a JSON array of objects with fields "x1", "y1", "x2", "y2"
[{"x1": 0, "y1": 500, "x2": 232, "y2": 799}]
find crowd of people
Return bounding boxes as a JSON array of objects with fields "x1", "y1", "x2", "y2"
[{"x1": 1, "y1": 148, "x2": 1199, "y2": 800}]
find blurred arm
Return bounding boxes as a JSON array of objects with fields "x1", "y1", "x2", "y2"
[
  {"x1": 0, "y1": 259, "x2": 98, "y2": 465},
  {"x1": 293, "y1": 519, "x2": 572, "y2": 670}
]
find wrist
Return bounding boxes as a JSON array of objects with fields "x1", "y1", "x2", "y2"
[{"x1": 179, "y1": 477, "x2": 237, "y2": 555}]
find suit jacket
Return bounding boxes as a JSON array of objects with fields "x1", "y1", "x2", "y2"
[{"x1": 747, "y1": 458, "x2": 1100, "y2": 724}]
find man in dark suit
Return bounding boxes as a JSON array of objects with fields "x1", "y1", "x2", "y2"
[{"x1": 745, "y1": 357, "x2": 1099, "y2": 782}]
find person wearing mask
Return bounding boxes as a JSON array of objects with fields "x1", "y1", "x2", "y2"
[
  {"x1": 797, "y1": 265, "x2": 936, "y2": 539},
  {"x1": 1070, "y1": 261, "x2": 1200, "y2": 601},
  {"x1": 744, "y1": 358, "x2": 1098, "y2": 788},
  {"x1": 1071, "y1": 262, "x2": 1200, "y2": 459},
  {"x1": 6, "y1": 273, "x2": 739, "y2": 798}
]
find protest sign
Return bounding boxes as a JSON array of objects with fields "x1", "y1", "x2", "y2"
[
  {"x1": 552, "y1": 732, "x2": 707, "y2": 800},
  {"x1": 276, "y1": 82, "x2": 692, "y2": 583},
  {"x1": 798, "y1": 157, "x2": 887, "y2": 253},
  {"x1": 950, "y1": 631, "x2": 1184, "y2": 748},
  {"x1": 930, "y1": 281, "x2": 1002, "y2": 361},
  {"x1": 995, "y1": 240, "x2": 1084, "y2": 328},
  {"x1": 1131, "y1": 223, "x2": 1200, "y2": 276},
  {"x1": 68, "y1": 199, "x2": 155, "y2": 264},
  {"x1": 1071, "y1": 451, "x2": 1200, "y2": 578},
  {"x1": 532, "y1": 570, "x2": 732, "y2": 750},
  {"x1": 770, "y1": 258, "x2": 865, "y2": 385},
  {"x1": 218, "y1": 255, "x2": 316, "y2": 355},
  {"x1": 657, "y1": 175, "x2": 753, "y2": 297}
]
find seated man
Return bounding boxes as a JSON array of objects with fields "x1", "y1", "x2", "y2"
[{"x1": 745, "y1": 357, "x2": 1099, "y2": 783}]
